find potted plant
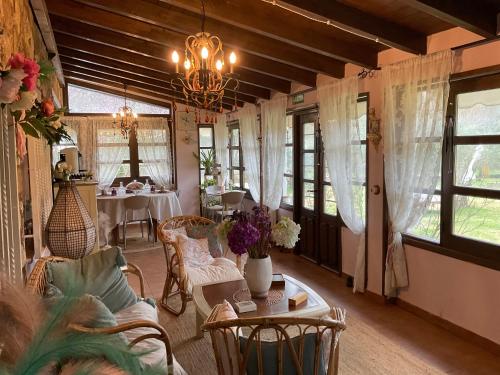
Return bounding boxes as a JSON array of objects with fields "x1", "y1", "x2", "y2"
[
  {"x1": 193, "y1": 149, "x2": 216, "y2": 176},
  {"x1": 218, "y1": 208, "x2": 301, "y2": 298}
]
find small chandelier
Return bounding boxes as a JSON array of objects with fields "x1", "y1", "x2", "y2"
[
  {"x1": 112, "y1": 84, "x2": 138, "y2": 138},
  {"x1": 170, "y1": 0, "x2": 239, "y2": 110}
]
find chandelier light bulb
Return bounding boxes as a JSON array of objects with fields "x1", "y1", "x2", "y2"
[
  {"x1": 201, "y1": 46, "x2": 209, "y2": 59},
  {"x1": 112, "y1": 113, "x2": 117, "y2": 119},
  {"x1": 216, "y1": 59, "x2": 223, "y2": 71},
  {"x1": 184, "y1": 59, "x2": 191, "y2": 70},
  {"x1": 171, "y1": 50, "x2": 179, "y2": 63},
  {"x1": 120, "y1": 110, "x2": 125, "y2": 117},
  {"x1": 229, "y1": 51, "x2": 237, "y2": 64},
  {"x1": 133, "y1": 112, "x2": 138, "y2": 119}
]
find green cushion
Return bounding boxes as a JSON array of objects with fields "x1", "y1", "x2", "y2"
[
  {"x1": 240, "y1": 333, "x2": 325, "y2": 375},
  {"x1": 46, "y1": 247, "x2": 138, "y2": 313},
  {"x1": 186, "y1": 224, "x2": 222, "y2": 257}
]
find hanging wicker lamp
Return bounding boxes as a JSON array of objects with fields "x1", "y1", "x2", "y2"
[{"x1": 45, "y1": 181, "x2": 96, "y2": 259}]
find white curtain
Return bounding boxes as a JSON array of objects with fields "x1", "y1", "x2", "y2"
[
  {"x1": 215, "y1": 113, "x2": 229, "y2": 185},
  {"x1": 383, "y1": 50, "x2": 453, "y2": 297},
  {"x1": 239, "y1": 103, "x2": 260, "y2": 200},
  {"x1": 137, "y1": 117, "x2": 173, "y2": 188},
  {"x1": 318, "y1": 77, "x2": 366, "y2": 293},
  {"x1": 261, "y1": 96, "x2": 287, "y2": 210}
]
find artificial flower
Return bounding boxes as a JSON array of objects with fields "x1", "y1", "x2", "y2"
[
  {"x1": 271, "y1": 217, "x2": 301, "y2": 249},
  {"x1": 8, "y1": 52, "x2": 25, "y2": 69},
  {"x1": 41, "y1": 98, "x2": 55, "y2": 116},
  {"x1": 227, "y1": 220, "x2": 260, "y2": 256},
  {"x1": 51, "y1": 120, "x2": 62, "y2": 129},
  {"x1": 15, "y1": 124, "x2": 27, "y2": 160},
  {"x1": 0, "y1": 69, "x2": 26, "y2": 104},
  {"x1": 9, "y1": 90, "x2": 37, "y2": 111}
]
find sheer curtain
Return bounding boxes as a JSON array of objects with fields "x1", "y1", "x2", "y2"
[
  {"x1": 318, "y1": 76, "x2": 366, "y2": 292},
  {"x1": 214, "y1": 113, "x2": 229, "y2": 185},
  {"x1": 239, "y1": 103, "x2": 260, "y2": 200},
  {"x1": 261, "y1": 95, "x2": 287, "y2": 210},
  {"x1": 137, "y1": 117, "x2": 172, "y2": 188},
  {"x1": 383, "y1": 50, "x2": 453, "y2": 297}
]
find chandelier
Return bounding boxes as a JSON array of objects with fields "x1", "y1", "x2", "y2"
[
  {"x1": 112, "y1": 84, "x2": 138, "y2": 138},
  {"x1": 170, "y1": 0, "x2": 239, "y2": 110}
]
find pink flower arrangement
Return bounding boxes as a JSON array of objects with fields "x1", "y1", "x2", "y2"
[{"x1": 8, "y1": 52, "x2": 40, "y2": 92}]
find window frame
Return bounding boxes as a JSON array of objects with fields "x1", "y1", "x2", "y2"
[
  {"x1": 228, "y1": 120, "x2": 246, "y2": 190},
  {"x1": 197, "y1": 123, "x2": 216, "y2": 186},
  {"x1": 281, "y1": 114, "x2": 295, "y2": 210},
  {"x1": 403, "y1": 71, "x2": 500, "y2": 270}
]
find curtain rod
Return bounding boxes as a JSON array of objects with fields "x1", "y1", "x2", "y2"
[{"x1": 451, "y1": 37, "x2": 499, "y2": 51}]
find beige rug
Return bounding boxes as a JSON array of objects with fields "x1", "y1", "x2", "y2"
[{"x1": 157, "y1": 297, "x2": 446, "y2": 375}]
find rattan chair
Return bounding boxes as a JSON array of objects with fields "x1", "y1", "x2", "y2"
[
  {"x1": 202, "y1": 305, "x2": 347, "y2": 375},
  {"x1": 26, "y1": 256, "x2": 174, "y2": 370},
  {"x1": 157, "y1": 215, "x2": 216, "y2": 316}
]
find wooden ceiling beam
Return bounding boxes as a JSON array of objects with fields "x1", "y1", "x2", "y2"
[
  {"x1": 161, "y1": 0, "x2": 386, "y2": 59},
  {"x1": 47, "y1": 4, "x2": 301, "y2": 89},
  {"x1": 58, "y1": 48, "x2": 271, "y2": 100},
  {"x1": 279, "y1": 0, "x2": 427, "y2": 55},
  {"x1": 401, "y1": 0, "x2": 498, "y2": 38},
  {"x1": 54, "y1": 32, "x2": 291, "y2": 93},
  {"x1": 65, "y1": 74, "x2": 235, "y2": 110},
  {"x1": 57, "y1": 0, "x2": 349, "y2": 74},
  {"x1": 61, "y1": 62, "x2": 253, "y2": 105}
]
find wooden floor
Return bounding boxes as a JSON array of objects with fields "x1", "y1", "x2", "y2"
[{"x1": 125, "y1": 246, "x2": 500, "y2": 375}]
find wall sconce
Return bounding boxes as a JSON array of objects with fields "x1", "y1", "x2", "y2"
[{"x1": 367, "y1": 107, "x2": 382, "y2": 151}]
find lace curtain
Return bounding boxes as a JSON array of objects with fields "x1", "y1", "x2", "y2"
[
  {"x1": 215, "y1": 113, "x2": 229, "y2": 185},
  {"x1": 239, "y1": 97, "x2": 287, "y2": 210},
  {"x1": 383, "y1": 50, "x2": 453, "y2": 297},
  {"x1": 136, "y1": 117, "x2": 173, "y2": 188},
  {"x1": 239, "y1": 103, "x2": 260, "y2": 200},
  {"x1": 318, "y1": 77, "x2": 366, "y2": 292}
]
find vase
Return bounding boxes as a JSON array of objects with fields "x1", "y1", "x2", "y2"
[
  {"x1": 45, "y1": 181, "x2": 96, "y2": 259},
  {"x1": 244, "y1": 255, "x2": 273, "y2": 298}
]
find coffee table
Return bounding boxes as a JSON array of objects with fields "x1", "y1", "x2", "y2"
[{"x1": 192, "y1": 274, "x2": 330, "y2": 338}]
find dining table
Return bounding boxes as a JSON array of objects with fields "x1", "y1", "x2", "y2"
[{"x1": 97, "y1": 191, "x2": 182, "y2": 244}]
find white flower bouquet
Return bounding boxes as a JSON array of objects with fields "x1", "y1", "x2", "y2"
[{"x1": 271, "y1": 217, "x2": 301, "y2": 249}]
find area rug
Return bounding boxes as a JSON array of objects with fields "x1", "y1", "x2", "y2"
[{"x1": 157, "y1": 299, "x2": 446, "y2": 375}]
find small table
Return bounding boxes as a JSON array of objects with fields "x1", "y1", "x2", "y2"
[{"x1": 192, "y1": 274, "x2": 330, "y2": 338}]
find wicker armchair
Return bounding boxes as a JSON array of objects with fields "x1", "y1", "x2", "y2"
[
  {"x1": 202, "y1": 305, "x2": 347, "y2": 375},
  {"x1": 157, "y1": 215, "x2": 216, "y2": 316},
  {"x1": 26, "y1": 256, "x2": 174, "y2": 371}
]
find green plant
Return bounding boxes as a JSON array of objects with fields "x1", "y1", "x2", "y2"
[{"x1": 193, "y1": 149, "x2": 216, "y2": 174}]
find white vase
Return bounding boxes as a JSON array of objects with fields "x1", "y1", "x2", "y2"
[{"x1": 244, "y1": 256, "x2": 273, "y2": 298}]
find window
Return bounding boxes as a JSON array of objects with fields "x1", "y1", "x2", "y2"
[
  {"x1": 282, "y1": 114, "x2": 294, "y2": 207},
  {"x1": 198, "y1": 124, "x2": 215, "y2": 183},
  {"x1": 228, "y1": 121, "x2": 245, "y2": 189},
  {"x1": 405, "y1": 72, "x2": 500, "y2": 268}
]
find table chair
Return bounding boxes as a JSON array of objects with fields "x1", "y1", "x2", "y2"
[
  {"x1": 123, "y1": 195, "x2": 153, "y2": 249},
  {"x1": 202, "y1": 185, "x2": 223, "y2": 220},
  {"x1": 216, "y1": 191, "x2": 246, "y2": 222}
]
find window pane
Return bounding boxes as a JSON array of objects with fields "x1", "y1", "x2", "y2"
[
  {"x1": 116, "y1": 164, "x2": 131, "y2": 178},
  {"x1": 357, "y1": 101, "x2": 367, "y2": 140},
  {"x1": 286, "y1": 115, "x2": 293, "y2": 144},
  {"x1": 408, "y1": 194, "x2": 441, "y2": 242},
  {"x1": 454, "y1": 144, "x2": 500, "y2": 190},
  {"x1": 199, "y1": 127, "x2": 213, "y2": 148},
  {"x1": 243, "y1": 171, "x2": 249, "y2": 190},
  {"x1": 282, "y1": 176, "x2": 293, "y2": 206},
  {"x1": 231, "y1": 128, "x2": 239, "y2": 147},
  {"x1": 232, "y1": 169, "x2": 240, "y2": 188},
  {"x1": 456, "y1": 88, "x2": 500, "y2": 136},
  {"x1": 323, "y1": 185, "x2": 337, "y2": 216},
  {"x1": 353, "y1": 184, "x2": 366, "y2": 221},
  {"x1": 139, "y1": 163, "x2": 149, "y2": 177},
  {"x1": 285, "y1": 146, "x2": 293, "y2": 175},
  {"x1": 303, "y1": 122, "x2": 315, "y2": 150},
  {"x1": 97, "y1": 129, "x2": 129, "y2": 144},
  {"x1": 68, "y1": 84, "x2": 169, "y2": 114},
  {"x1": 303, "y1": 182, "x2": 315, "y2": 210},
  {"x1": 231, "y1": 150, "x2": 240, "y2": 167},
  {"x1": 303, "y1": 152, "x2": 315, "y2": 180},
  {"x1": 453, "y1": 195, "x2": 500, "y2": 245},
  {"x1": 323, "y1": 162, "x2": 330, "y2": 183}
]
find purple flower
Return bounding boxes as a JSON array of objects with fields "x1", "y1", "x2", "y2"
[{"x1": 227, "y1": 220, "x2": 260, "y2": 256}]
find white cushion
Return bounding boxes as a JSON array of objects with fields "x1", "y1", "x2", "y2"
[
  {"x1": 115, "y1": 301, "x2": 186, "y2": 375},
  {"x1": 177, "y1": 234, "x2": 213, "y2": 268},
  {"x1": 185, "y1": 257, "x2": 243, "y2": 293}
]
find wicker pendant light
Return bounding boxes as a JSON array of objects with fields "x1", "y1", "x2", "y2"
[{"x1": 45, "y1": 181, "x2": 96, "y2": 259}]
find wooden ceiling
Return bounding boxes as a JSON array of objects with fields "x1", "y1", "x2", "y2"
[{"x1": 45, "y1": 0, "x2": 500, "y2": 108}]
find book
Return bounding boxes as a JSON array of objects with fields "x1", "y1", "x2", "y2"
[
  {"x1": 235, "y1": 300, "x2": 257, "y2": 313},
  {"x1": 271, "y1": 273, "x2": 285, "y2": 287}
]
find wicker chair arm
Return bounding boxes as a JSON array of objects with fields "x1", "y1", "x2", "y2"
[
  {"x1": 26, "y1": 256, "x2": 66, "y2": 295},
  {"x1": 68, "y1": 319, "x2": 174, "y2": 370},
  {"x1": 121, "y1": 262, "x2": 146, "y2": 298}
]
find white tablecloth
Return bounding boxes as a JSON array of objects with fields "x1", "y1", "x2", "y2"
[{"x1": 97, "y1": 191, "x2": 182, "y2": 230}]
